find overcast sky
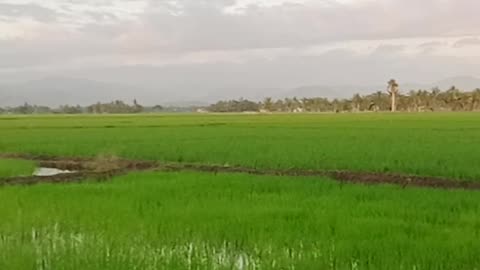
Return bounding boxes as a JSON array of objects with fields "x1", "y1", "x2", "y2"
[{"x1": 1, "y1": 0, "x2": 480, "y2": 90}]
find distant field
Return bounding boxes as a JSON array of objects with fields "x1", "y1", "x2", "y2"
[
  {"x1": 1, "y1": 113, "x2": 480, "y2": 179},
  {"x1": 1, "y1": 113, "x2": 480, "y2": 269}
]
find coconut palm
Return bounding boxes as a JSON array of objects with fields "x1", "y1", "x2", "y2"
[
  {"x1": 262, "y1": 97, "x2": 274, "y2": 112},
  {"x1": 408, "y1": 90, "x2": 420, "y2": 112},
  {"x1": 429, "y1": 87, "x2": 441, "y2": 111},
  {"x1": 387, "y1": 79, "x2": 400, "y2": 112},
  {"x1": 444, "y1": 86, "x2": 462, "y2": 111},
  {"x1": 472, "y1": 89, "x2": 480, "y2": 111},
  {"x1": 352, "y1": 93, "x2": 362, "y2": 112}
]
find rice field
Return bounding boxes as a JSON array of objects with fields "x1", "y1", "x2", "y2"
[
  {"x1": 1, "y1": 113, "x2": 480, "y2": 269},
  {"x1": 1, "y1": 113, "x2": 480, "y2": 179},
  {"x1": 0, "y1": 159, "x2": 36, "y2": 178}
]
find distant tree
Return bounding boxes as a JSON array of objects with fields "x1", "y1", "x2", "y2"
[
  {"x1": 132, "y1": 99, "x2": 143, "y2": 113},
  {"x1": 85, "y1": 100, "x2": 144, "y2": 114},
  {"x1": 151, "y1": 105, "x2": 164, "y2": 112},
  {"x1": 429, "y1": 87, "x2": 441, "y2": 111},
  {"x1": 7, "y1": 79, "x2": 480, "y2": 115},
  {"x1": 273, "y1": 99, "x2": 285, "y2": 112},
  {"x1": 207, "y1": 98, "x2": 260, "y2": 113},
  {"x1": 283, "y1": 98, "x2": 296, "y2": 112},
  {"x1": 262, "y1": 97, "x2": 274, "y2": 112},
  {"x1": 444, "y1": 86, "x2": 463, "y2": 111},
  {"x1": 472, "y1": 89, "x2": 480, "y2": 111},
  {"x1": 331, "y1": 99, "x2": 340, "y2": 113},
  {"x1": 58, "y1": 105, "x2": 82, "y2": 114},
  {"x1": 352, "y1": 93, "x2": 362, "y2": 112},
  {"x1": 387, "y1": 79, "x2": 400, "y2": 112},
  {"x1": 13, "y1": 103, "x2": 35, "y2": 114},
  {"x1": 367, "y1": 91, "x2": 389, "y2": 111},
  {"x1": 34, "y1": 106, "x2": 53, "y2": 114}
]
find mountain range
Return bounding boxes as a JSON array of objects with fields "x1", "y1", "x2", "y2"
[{"x1": 1, "y1": 76, "x2": 480, "y2": 107}]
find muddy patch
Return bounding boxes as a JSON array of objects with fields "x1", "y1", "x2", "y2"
[
  {"x1": 1, "y1": 171, "x2": 124, "y2": 186},
  {"x1": 158, "y1": 163, "x2": 480, "y2": 190},
  {"x1": 329, "y1": 171, "x2": 480, "y2": 190},
  {"x1": 0, "y1": 153, "x2": 480, "y2": 190},
  {"x1": 0, "y1": 154, "x2": 158, "y2": 186}
]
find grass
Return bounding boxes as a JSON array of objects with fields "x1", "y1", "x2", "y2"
[
  {"x1": 0, "y1": 113, "x2": 480, "y2": 180},
  {"x1": 0, "y1": 159, "x2": 36, "y2": 178},
  {"x1": 1, "y1": 113, "x2": 480, "y2": 269},
  {"x1": 0, "y1": 171, "x2": 479, "y2": 269}
]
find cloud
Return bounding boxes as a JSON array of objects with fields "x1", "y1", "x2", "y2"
[
  {"x1": 1, "y1": 0, "x2": 480, "y2": 87},
  {"x1": 454, "y1": 37, "x2": 480, "y2": 48},
  {"x1": 0, "y1": 3, "x2": 58, "y2": 22},
  {"x1": 373, "y1": 45, "x2": 406, "y2": 55},
  {"x1": 418, "y1": 41, "x2": 445, "y2": 48},
  {"x1": 417, "y1": 41, "x2": 445, "y2": 54}
]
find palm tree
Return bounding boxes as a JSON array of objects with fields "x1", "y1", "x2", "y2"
[
  {"x1": 472, "y1": 89, "x2": 480, "y2": 111},
  {"x1": 444, "y1": 86, "x2": 462, "y2": 111},
  {"x1": 352, "y1": 93, "x2": 362, "y2": 112},
  {"x1": 284, "y1": 98, "x2": 295, "y2": 112},
  {"x1": 408, "y1": 90, "x2": 419, "y2": 112},
  {"x1": 262, "y1": 97, "x2": 274, "y2": 112},
  {"x1": 387, "y1": 79, "x2": 400, "y2": 112},
  {"x1": 370, "y1": 91, "x2": 388, "y2": 111},
  {"x1": 429, "y1": 87, "x2": 441, "y2": 111}
]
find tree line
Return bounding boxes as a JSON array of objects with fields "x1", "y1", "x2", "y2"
[
  {"x1": 208, "y1": 80, "x2": 480, "y2": 113},
  {"x1": 0, "y1": 100, "x2": 192, "y2": 114},
  {"x1": 3, "y1": 80, "x2": 480, "y2": 114}
]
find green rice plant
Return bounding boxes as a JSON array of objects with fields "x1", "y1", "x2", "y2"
[
  {"x1": 1, "y1": 113, "x2": 480, "y2": 180},
  {"x1": 0, "y1": 159, "x2": 36, "y2": 178},
  {"x1": 0, "y1": 172, "x2": 479, "y2": 269},
  {"x1": 1, "y1": 113, "x2": 480, "y2": 268}
]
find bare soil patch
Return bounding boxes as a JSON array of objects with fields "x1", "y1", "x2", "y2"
[
  {"x1": 0, "y1": 153, "x2": 157, "y2": 186},
  {"x1": 1, "y1": 153, "x2": 479, "y2": 190}
]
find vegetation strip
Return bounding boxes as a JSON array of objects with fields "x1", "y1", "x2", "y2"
[{"x1": 1, "y1": 153, "x2": 479, "y2": 190}]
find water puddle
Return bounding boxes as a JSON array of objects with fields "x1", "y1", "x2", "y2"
[{"x1": 33, "y1": 168, "x2": 76, "y2": 177}]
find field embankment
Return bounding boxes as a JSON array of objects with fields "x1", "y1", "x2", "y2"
[{"x1": 1, "y1": 154, "x2": 480, "y2": 190}]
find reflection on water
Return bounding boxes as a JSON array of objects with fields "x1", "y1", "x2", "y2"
[{"x1": 33, "y1": 168, "x2": 76, "y2": 177}]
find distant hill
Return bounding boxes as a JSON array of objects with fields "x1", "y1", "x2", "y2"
[
  {"x1": 1, "y1": 76, "x2": 480, "y2": 107},
  {"x1": 0, "y1": 77, "x2": 174, "y2": 107},
  {"x1": 282, "y1": 85, "x2": 383, "y2": 99},
  {"x1": 432, "y1": 76, "x2": 480, "y2": 91}
]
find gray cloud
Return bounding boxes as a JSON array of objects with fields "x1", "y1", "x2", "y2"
[
  {"x1": 418, "y1": 41, "x2": 444, "y2": 48},
  {"x1": 454, "y1": 37, "x2": 480, "y2": 48},
  {"x1": 373, "y1": 45, "x2": 406, "y2": 55},
  {"x1": 1, "y1": 0, "x2": 480, "y2": 93},
  {"x1": 3, "y1": 47, "x2": 479, "y2": 107},
  {"x1": 417, "y1": 41, "x2": 445, "y2": 54},
  {"x1": 131, "y1": 0, "x2": 480, "y2": 52},
  {"x1": 0, "y1": 3, "x2": 58, "y2": 22}
]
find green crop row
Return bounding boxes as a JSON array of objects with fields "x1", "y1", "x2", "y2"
[
  {"x1": 0, "y1": 171, "x2": 479, "y2": 269},
  {"x1": 0, "y1": 159, "x2": 36, "y2": 178},
  {"x1": 1, "y1": 113, "x2": 480, "y2": 180}
]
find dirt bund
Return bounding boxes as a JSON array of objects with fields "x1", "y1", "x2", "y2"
[{"x1": 1, "y1": 153, "x2": 480, "y2": 191}]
